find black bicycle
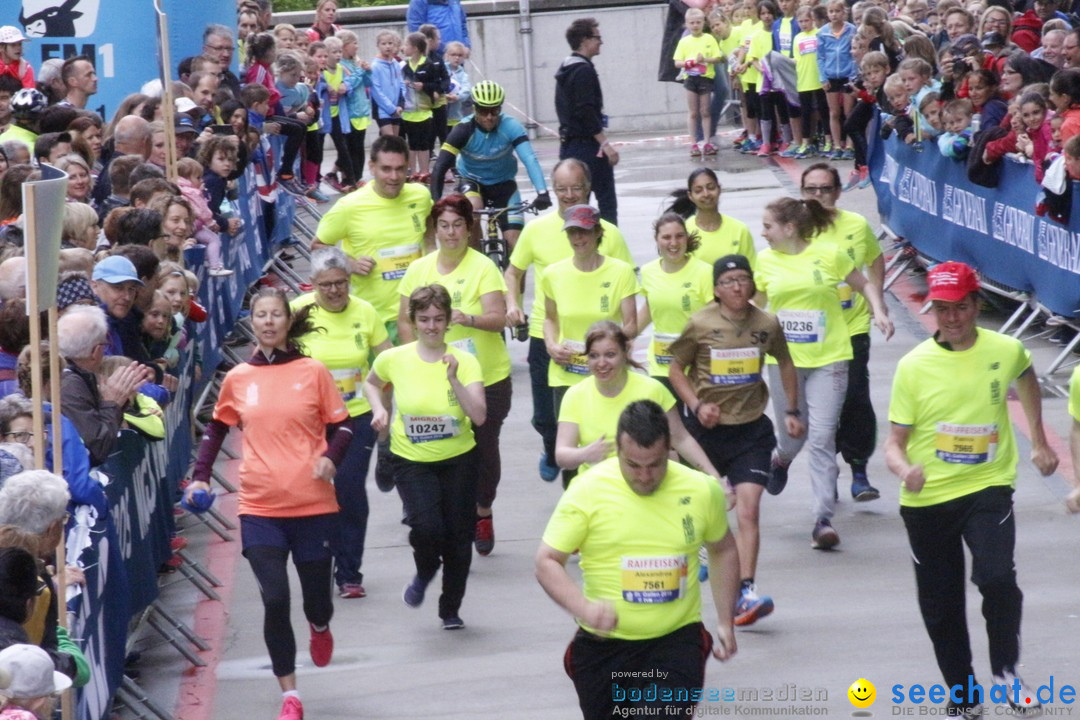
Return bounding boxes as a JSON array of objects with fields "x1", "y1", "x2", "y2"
[{"x1": 474, "y1": 198, "x2": 539, "y2": 341}]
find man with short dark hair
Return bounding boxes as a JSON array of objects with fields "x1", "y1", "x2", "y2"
[
  {"x1": 59, "y1": 56, "x2": 97, "y2": 110},
  {"x1": 885, "y1": 261, "x2": 1058, "y2": 720},
  {"x1": 555, "y1": 17, "x2": 619, "y2": 225},
  {"x1": 536, "y1": 400, "x2": 739, "y2": 720}
]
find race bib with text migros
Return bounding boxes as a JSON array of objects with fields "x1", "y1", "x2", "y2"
[
  {"x1": 935, "y1": 423, "x2": 998, "y2": 464},
  {"x1": 402, "y1": 414, "x2": 460, "y2": 443},
  {"x1": 620, "y1": 555, "x2": 688, "y2": 604},
  {"x1": 777, "y1": 309, "x2": 825, "y2": 343},
  {"x1": 652, "y1": 332, "x2": 680, "y2": 366},
  {"x1": 708, "y1": 347, "x2": 762, "y2": 385}
]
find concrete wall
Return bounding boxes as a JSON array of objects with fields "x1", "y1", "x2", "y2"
[{"x1": 277, "y1": 2, "x2": 689, "y2": 136}]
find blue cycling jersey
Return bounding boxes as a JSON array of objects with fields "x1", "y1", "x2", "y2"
[{"x1": 440, "y1": 114, "x2": 548, "y2": 192}]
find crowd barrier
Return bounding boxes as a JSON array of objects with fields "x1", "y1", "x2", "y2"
[
  {"x1": 868, "y1": 129, "x2": 1080, "y2": 319},
  {"x1": 62, "y1": 148, "x2": 298, "y2": 720}
]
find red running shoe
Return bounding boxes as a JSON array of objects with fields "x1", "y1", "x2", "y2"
[
  {"x1": 475, "y1": 516, "x2": 494, "y2": 556},
  {"x1": 309, "y1": 623, "x2": 333, "y2": 667},
  {"x1": 277, "y1": 695, "x2": 303, "y2": 720}
]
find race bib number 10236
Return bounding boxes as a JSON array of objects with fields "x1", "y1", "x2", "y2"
[{"x1": 777, "y1": 310, "x2": 825, "y2": 344}]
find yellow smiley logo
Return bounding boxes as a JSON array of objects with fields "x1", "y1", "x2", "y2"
[{"x1": 848, "y1": 678, "x2": 876, "y2": 709}]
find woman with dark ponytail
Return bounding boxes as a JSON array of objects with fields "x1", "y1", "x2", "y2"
[
  {"x1": 754, "y1": 197, "x2": 893, "y2": 551},
  {"x1": 669, "y1": 168, "x2": 757, "y2": 267},
  {"x1": 185, "y1": 286, "x2": 352, "y2": 720}
]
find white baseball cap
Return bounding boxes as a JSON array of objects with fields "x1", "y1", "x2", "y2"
[
  {"x1": 0, "y1": 644, "x2": 73, "y2": 698},
  {"x1": 0, "y1": 27, "x2": 28, "y2": 44}
]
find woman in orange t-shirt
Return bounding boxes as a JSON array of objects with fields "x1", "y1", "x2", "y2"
[{"x1": 186, "y1": 288, "x2": 350, "y2": 720}]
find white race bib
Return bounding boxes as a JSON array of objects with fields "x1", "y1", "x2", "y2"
[
  {"x1": 402, "y1": 414, "x2": 460, "y2": 443},
  {"x1": 777, "y1": 309, "x2": 825, "y2": 343},
  {"x1": 329, "y1": 367, "x2": 363, "y2": 402},
  {"x1": 450, "y1": 337, "x2": 478, "y2": 356}
]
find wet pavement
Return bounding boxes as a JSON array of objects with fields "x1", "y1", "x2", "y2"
[{"x1": 132, "y1": 130, "x2": 1080, "y2": 720}]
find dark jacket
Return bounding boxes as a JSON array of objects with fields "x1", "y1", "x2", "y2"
[
  {"x1": 59, "y1": 362, "x2": 125, "y2": 467},
  {"x1": 555, "y1": 53, "x2": 604, "y2": 141}
]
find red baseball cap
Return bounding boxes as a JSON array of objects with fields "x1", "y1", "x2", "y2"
[{"x1": 926, "y1": 261, "x2": 979, "y2": 303}]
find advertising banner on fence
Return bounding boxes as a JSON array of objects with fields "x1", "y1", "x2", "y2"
[{"x1": 868, "y1": 131, "x2": 1080, "y2": 316}]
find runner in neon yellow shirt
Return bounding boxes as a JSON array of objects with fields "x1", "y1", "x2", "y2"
[
  {"x1": 801, "y1": 164, "x2": 885, "y2": 503},
  {"x1": 671, "y1": 168, "x2": 758, "y2": 268},
  {"x1": 536, "y1": 400, "x2": 739, "y2": 719},
  {"x1": 505, "y1": 160, "x2": 636, "y2": 483},
  {"x1": 292, "y1": 247, "x2": 392, "y2": 599},
  {"x1": 755, "y1": 197, "x2": 892, "y2": 549},
  {"x1": 311, "y1": 135, "x2": 434, "y2": 342},
  {"x1": 555, "y1": 321, "x2": 724, "y2": 486},
  {"x1": 397, "y1": 195, "x2": 510, "y2": 557},
  {"x1": 364, "y1": 284, "x2": 486, "y2": 630},
  {"x1": 639, "y1": 213, "x2": 713, "y2": 382},
  {"x1": 884, "y1": 261, "x2": 1057, "y2": 719}
]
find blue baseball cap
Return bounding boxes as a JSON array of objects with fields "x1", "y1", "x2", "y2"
[
  {"x1": 175, "y1": 115, "x2": 198, "y2": 135},
  {"x1": 92, "y1": 256, "x2": 144, "y2": 286}
]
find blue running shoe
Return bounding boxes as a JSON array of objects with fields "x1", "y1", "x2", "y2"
[
  {"x1": 403, "y1": 576, "x2": 429, "y2": 608},
  {"x1": 539, "y1": 453, "x2": 560, "y2": 482},
  {"x1": 851, "y1": 473, "x2": 880, "y2": 502},
  {"x1": 734, "y1": 584, "x2": 774, "y2": 626},
  {"x1": 766, "y1": 459, "x2": 789, "y2": 496}
]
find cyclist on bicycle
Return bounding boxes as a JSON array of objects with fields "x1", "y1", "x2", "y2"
[{"x1": 430, "y1": 80, "x2": 552, "y2": 249}]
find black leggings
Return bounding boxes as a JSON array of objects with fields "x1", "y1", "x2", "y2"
[
  {"x1": 246, "y1": 546, "x2": 334, "y2": 677},
  {"x1": 798, "y1": 89, "x2": 827, "y2": 139},
  {"x1": 760, "y1": 90, "x2": 790, "y2": 126},
  {"x1": 843, "y1": 100, "x2": 876, "y2": 169},
  {"x1": 268, "y1": 115, "x2": 306, "y2": 178},
  {"x1": 325, "y1": 116, "x2": 358, "y2": 184}
]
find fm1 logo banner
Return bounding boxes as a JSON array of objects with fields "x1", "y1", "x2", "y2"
[{"x1": 4, "y1": 0, "x2": 234, "y2": 119}]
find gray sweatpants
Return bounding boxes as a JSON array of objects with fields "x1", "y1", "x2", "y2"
[{"x1": 768, "y1": 361, "x2": 849, "y2": 520}]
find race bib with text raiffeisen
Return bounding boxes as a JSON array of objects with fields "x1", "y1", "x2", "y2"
[
  {"x1": 377, "y1": 243, "x2": 422, "y2": 281},
  {"x1": 329, "y1": 367, "x2": 363, "y2": 402},
  {"x1": 620, "y1": 555, "x2": 688, "y2": 603},
  {"x1": 935, "y1": 423, "x2": 998, "y2": 464},
  {"x1": 564, "y1": 339, "x2": 589, "y2": 375},
  {"x1": 709, "y1": 347, "x2": 762, "y2": 385}
]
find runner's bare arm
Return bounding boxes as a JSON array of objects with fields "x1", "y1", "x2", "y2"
[
  {"x1": 704, "y1": 530, "x2": 739, "y2": 661},
  {"x1": 1015, "y1": 368, "x2": 1059, "y2": 477},
  {"x1": 884, "y1": 423, "x2": 925, "y2": 493},
  {"x1": 535, "y1": 542, "x2": 618, "y2": 633}
]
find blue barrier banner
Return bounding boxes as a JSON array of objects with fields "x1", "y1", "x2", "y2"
[
  {"x1": 2, "y1": 1, "x2": 234, "y2": 120},
  {"x1": 869, "y1": 131, "x2": 1080, "y2": 316}
]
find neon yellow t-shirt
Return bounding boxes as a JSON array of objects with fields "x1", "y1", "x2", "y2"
[
  {"x1": 558, "y1": 372, "x2": 676, "y2": 469},
  {"x1": 291, "y1": 293, "x2": 389, "y2": 416},
  {"x1": 323, "y1": 65, "x2": 345, "y2": 117},
  {"x1": 889, "y1": 329, "x2": 1031, "y2": 508},
  {"x1": 1070, "y1": 366, "x2": 1080, "y2": 421},
  {"x1": 640, "y1": 258, "x2": 714, "y2": 377},
  {"x1": 717, "y1": 29, "x2": 741, "y2": 61},
  {"x1": 686, "y1": 214, "x2": 757, "y2": 269},
  {"x1": 351, "y1": 116, "x2": 372, "y2": 132},
  {"x1": 793, "y1": 30, "x2": 822, "y2": 92},
  {"x1": 398, "y1": 248, "x2": 510, "y2": 386},
  {"x1": 741, "y1": 21, "x2": 769, "y2": 89},
  {"x1": 815, "y1": 210, "x2": 881, "y2": 337},
  {"x1": 371, "y1": 342, "x2": 483, "y2": 462},
  {"x1": 755, "y1": 242, "x2": 855, "y2": 368},
  {"x1": 314, "y1": 182, "x2": 433, "y2": 323},
  {"x1": 674, "y1": 33, "x2": 722, "y2": 79},
  {"x1": 541, "y1": 456, "x2": 729, "y2": 641},
  {"x1": 540, "y1": 256, "x2": 639, "y2": 387},
  {"x1": 509, "y1": 211, "x2": 636, "y2": 339}
]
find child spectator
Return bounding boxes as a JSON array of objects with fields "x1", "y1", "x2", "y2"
[
  {"x1": 336, "y1": 29, "x2": 373, "y2": 188},
  {"x1": 919, "y1": 91, "x2": 944, "y2": 135},
  {"x1": 371, "y1": 30, "x2": 405, "y2": 137},
  {"x1": 317, "y1": 36, "x2": 359, "y2": 189},
  {"x1": 148, "y1": 194, "x2": 195, "y2": 265},
  {"x1": 175, "y1": 159, "x2": 217, "y2": 260},
  {"x1": 938, "y1": 98, "x2": 974, "y2": 158},
  {"x1": 239, "y1": 84, "x2": 287, "y2": 235},
  {"x1": 401, "y1": 32, "x2": 439, "y2": 175},
  {"x1": 418, "y1": 24, "x2": 453, "y2": 151},
  {"x1": 245, "y1": 33, "x2": 307, "y2": 194},
  {"x1": 273, "y1": 23, "x2": 297, "y2": 51},
  {"x1": 966, "y1": 69, "x2": 1008, "y2": 133},
  {"x1": 898, "y1": 57, "x2": 939, "y2": 129},
  {"x1": 274, "y1": 52, "x2": 325, "y2": 201},
  {"x1": 881, "y1": 74, "x2": 916, "y2": 143},
  {"x1": 843, "y1": 51, "x2": 890, "y2": 190},
  {"x1": 95, "y1": 154, "x2": 141, "y2": 225},
  {"x1": 1011, "y1": 92, "x2": 1055, "y2": 180},
  {"x1": 1049, "y1": 68, "x2": 1080, "y2": 144},
  {"x1": 675, "y1": 8, "x2": 723, "y2": 156},
  {"x1": 789, "y1": 6, "x2": 823, "y2": 158},
  {"x1": 0, "y1": 643, "x2": 71, "y2": 720},
  {"x1": 732, "y1": 1, "x2": 770, "y2": 153},
  {"x1": 753, "y1": 2, "x2": 793, "y2": 157},
  {"x1": 817, "y1": 0, "x2": 857, "y2": 159},
  {"x1": 860, "y1": 7, "x2": 901, "y2": 70},
  {"x1": 195, "y1": 136, "x2": 239, "y2": 277},
  {"x1": 708, "y1": 8, "x2": 736, "y2": 142},
  {"x1": 443, "y1": 41, "x2": 472, "y2": 127}
]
